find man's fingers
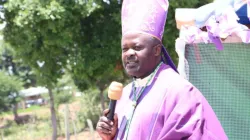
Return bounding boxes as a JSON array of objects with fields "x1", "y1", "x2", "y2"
[
  {"x1": 100, "y1": 116, "x2": 114, "y2": 126},
  {"x1": 96, "y1": 122, "x2": 112, "y2": 134},
  {"x1": 96, "y1": 116, "x2": 114, "y2": 132},
  {"x1": 96, "y1": 127, "x2": 111, "y2": 135},
  {"x1": 103, "y1": 109, "x2": 110, "y2": 116},
  {"x1": 101, "y1": 130, "x2": 111, "y2": 135},
  {"x1": 96, "y1": 109, "x2": 117, "y2": 138},
  {"x1": 99, "y1": 122, "x2": 112, "y2": 131},
  {"x1": 114, "y1": 113, "x2": 118, "y2": 122}
]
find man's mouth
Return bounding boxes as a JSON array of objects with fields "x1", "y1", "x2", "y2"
[
  {"x1": 126, "y1": 61, "x2": 138, "y2": 67},
  {"x1": 127, "y1": 61, "x2": 137, "y2": 64}
]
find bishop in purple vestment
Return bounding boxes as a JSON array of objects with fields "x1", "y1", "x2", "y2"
[
  {"x1": 114, "y1": 63, "x2": 227, "y2": 140},
  {"x1": 96, "y1": 0, "x2": 228, "y2": 139}
]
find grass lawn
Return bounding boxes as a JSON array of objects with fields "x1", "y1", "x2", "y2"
[
  {"x1": 0, "y1": 94, "x2": 102, "y2": 140},
  {"x1": 0, "y1": 105, "x2": 47, "y2": 117}
]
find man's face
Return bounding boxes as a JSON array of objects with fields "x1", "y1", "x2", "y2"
[{"x1": 121, "y1": 32, "x2": 159, "y2": 78}]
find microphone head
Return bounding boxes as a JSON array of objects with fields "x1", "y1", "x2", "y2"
[{"x1": 108, "y1": 81, "x2": 123, "y2": 100}]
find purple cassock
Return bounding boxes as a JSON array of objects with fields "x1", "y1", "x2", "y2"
[
  {"x1": 114, "y1": 63, "x2": 228, "y2": 140},
  {"x1": 115, "y1": 0, "x2": 228, "y2": 139}
]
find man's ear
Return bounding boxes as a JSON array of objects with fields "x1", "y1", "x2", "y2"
[{"x1": 154, "y1": 44, "x2": 162, "y2": 56}]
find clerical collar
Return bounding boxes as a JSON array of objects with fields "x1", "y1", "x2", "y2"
[{"x1": 134, "y1": 62, "x2": 162, "y2": 87}]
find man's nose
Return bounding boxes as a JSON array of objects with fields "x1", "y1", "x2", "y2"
[{"x1": 127, "y1": 48, "x2": 136, "y2": 56}]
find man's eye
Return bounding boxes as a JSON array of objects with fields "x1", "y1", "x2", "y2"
[
  {"x1": 135, "y1": 46, "x2": 143, "y2": 50},
  {"x1": 122, "y1": 48, "x2": 128, "y2": 52}
]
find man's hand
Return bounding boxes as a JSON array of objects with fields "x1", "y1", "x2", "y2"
[{"x1": 96, "y1": 109, "x2": 118, "y2": 140}]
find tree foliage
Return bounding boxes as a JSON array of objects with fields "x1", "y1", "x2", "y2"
[
  {"x1": 0, "y1": 41, "x2": 36, "y2": 88},
  {"x1": 0, "y1": 0, "x2": 120, "y2": 139},
  {"x1": 0, "y1": 0, "x2": 124, "y2": 88},
  {"x1": 0, "y1": 71, "x2": 23, "y2": 113},
  {"x1": 0, "y1": 40, "x2": 33, "y2": 123},
  {"x1": 0, "y1": 0, "x2": 213, "y2": 90},
  {"x1": 54, "y1": 71, "x2": 76, "y2": 108},
  {"x1": 0, "y1": 0, "x2": 213, "y2": 138}
]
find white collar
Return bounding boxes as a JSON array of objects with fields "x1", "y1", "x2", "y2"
[{"x1": 134, "y1": 64, "x2": 162, "y2": 87}]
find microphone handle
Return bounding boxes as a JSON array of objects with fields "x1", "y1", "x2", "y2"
[{"x1": 107, "y1": 99, "x2": 116, "y2": 121}]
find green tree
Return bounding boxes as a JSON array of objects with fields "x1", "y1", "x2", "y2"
[
  {"x1": 71, "y1": 0, "x2": 214, "y2": 110},
  {"x1": 0, "y1": 41, "x2": 37, "y2": 88},
  {"x1": 0, "y1": 40, "x2": 36, "y2": 123},
  {"x1": 53, "y1": 70, "x2": 78, "y2": 107},
  {"x1": 0, "y1": 0, "x2": 212, "y2": 139},
  {"x1": 0, "y1": 1, "x2": 104, "y2": 139},
  {"x1": 68, "y1": 0, "x2": 126, "y2": 110},
  {"x1": 0, "y1": 71, "x2": 23, "y2": 124}
]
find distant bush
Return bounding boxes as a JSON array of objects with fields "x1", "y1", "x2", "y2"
[
  {"x1": 54, "y1": 90, "x2": 74, "y2": 108},
  {"x1": 77, "y1": 89, "x2": 103, "y2": 129},
  {"x1": 1, "y1": 115, "x2": 51, "y2": 140}
]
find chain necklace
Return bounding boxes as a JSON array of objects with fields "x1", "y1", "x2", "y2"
[{"x1": 124, "y1": 62, "x2": 162, "y2": 139}]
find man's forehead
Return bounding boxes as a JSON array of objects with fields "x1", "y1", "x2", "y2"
[
  {"x1": 122, "y1": 32, "x2": 153, "y2": 43},
  {"x1": 122, "y1": 32, "x2": 161, "y2": 47}
]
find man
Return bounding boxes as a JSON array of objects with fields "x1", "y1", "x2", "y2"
[{"x1": 96, "y1": 0, "x2": 228, "y2": 139}]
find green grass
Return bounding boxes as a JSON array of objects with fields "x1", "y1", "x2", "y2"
[
  {"x1": 0, "y1": 110, "x2": 86, "y2": 140},
  {"x1": 0, "y1": 95, "x2": 100, "y2": 140},
  {"x1": 18, "y1": 105, "x2": 45, "y2": 113},
  {"x1": 1, "y1": 117, "x2": 52, "y2": 140},
  {"x1": 0, "y1": 105, "x2": 47, "y2": 117}
]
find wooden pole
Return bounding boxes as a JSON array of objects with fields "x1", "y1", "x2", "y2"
[
  {"x1": 64, "y1": 104, "x2": 70, "y2": 140},
  {"x1": 86, "y1": 119, "x2": 95, "y2": 140},
  {"x1": 1, "y1": 130, "x2": 4, "y2": 140},
  {"x1": 71, "y1": 119, "x2": 78, "y2": 140}
]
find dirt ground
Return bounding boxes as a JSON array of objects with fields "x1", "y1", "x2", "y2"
[
  {"x1": 58, "y1": 131, "x2": 101, "y2": 140},
  {"x1": 38, "y1": 131, "x2": 101, "y2": 140}
]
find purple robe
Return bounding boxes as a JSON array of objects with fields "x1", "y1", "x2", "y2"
[{"x1": 114, "y1": 63, "x2": 228, "y2": 140}]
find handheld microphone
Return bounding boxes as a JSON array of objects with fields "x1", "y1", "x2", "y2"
[{"x1": 107, "y1": 81, "x2": 123, "y2": 121}]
